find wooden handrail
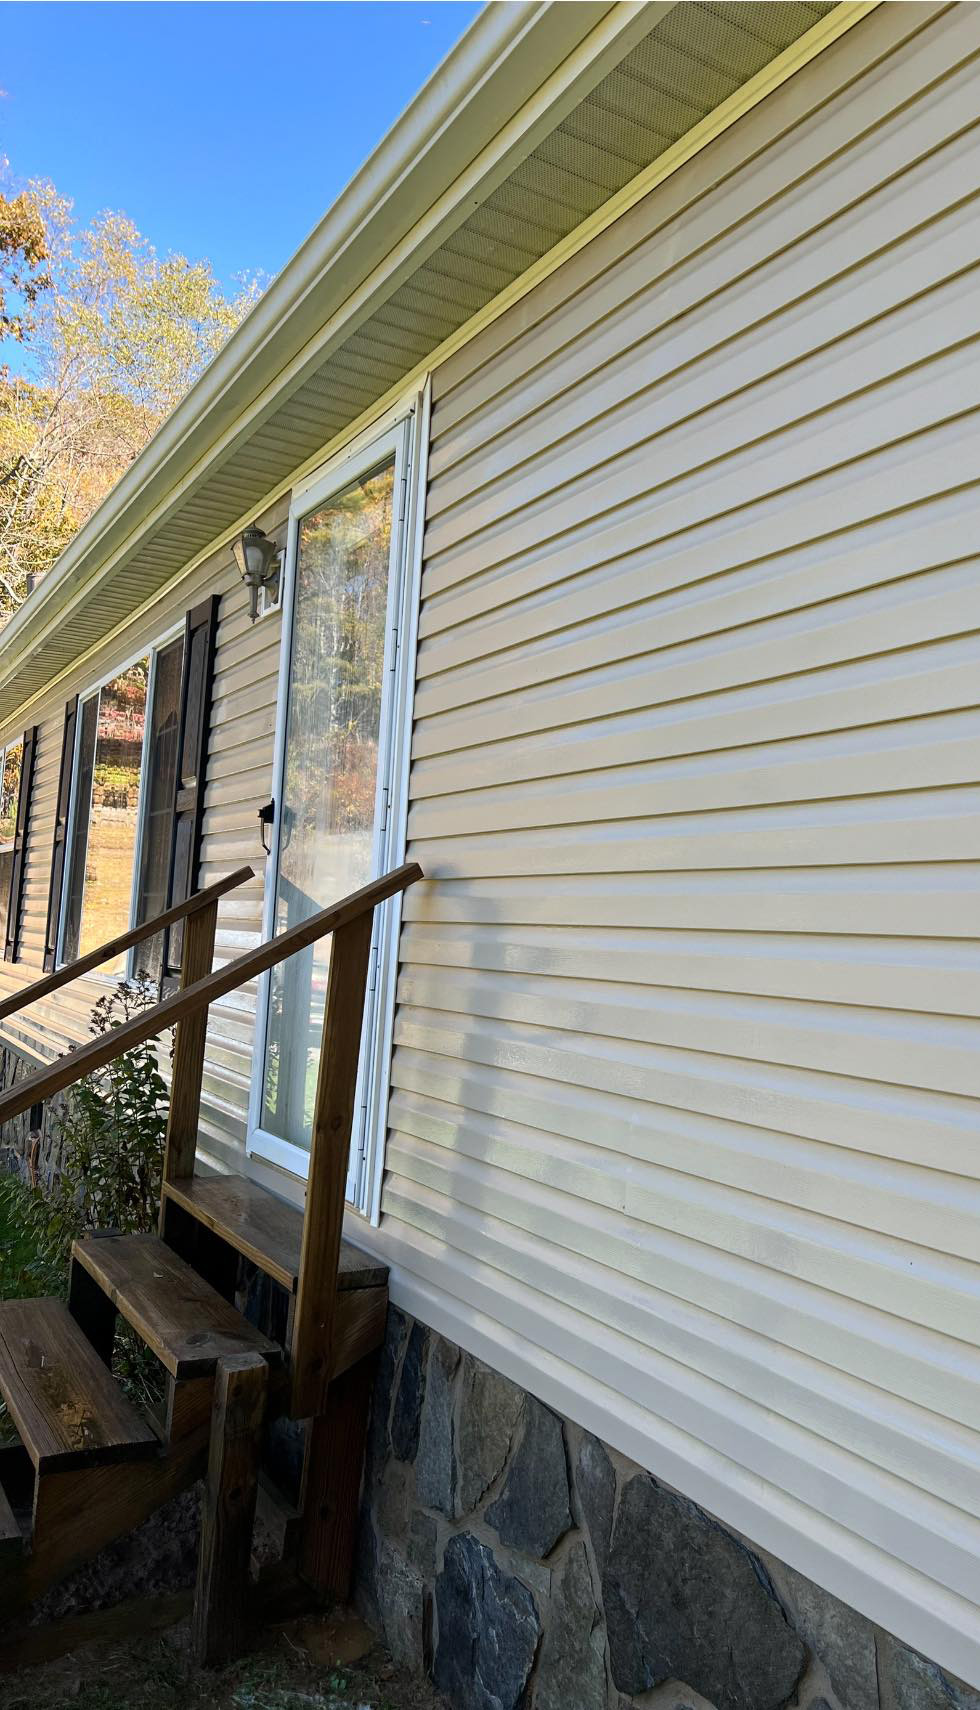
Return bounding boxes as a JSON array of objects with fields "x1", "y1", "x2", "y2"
[
  {"x1": 0, "y1": 865, "x2": 255, "y2": 1026},
  {"x1": 0, "y1": 861, "x2": 422, "y2": 1128}
]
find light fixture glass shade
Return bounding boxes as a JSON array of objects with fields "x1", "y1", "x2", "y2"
[{"x1": 233, "y1": 524, "x2": 280, "y2": 622}]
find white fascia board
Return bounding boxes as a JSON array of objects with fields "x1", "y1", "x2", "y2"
[{"x1": 0, "y1": 0, "x2": 660, "y2": 691}]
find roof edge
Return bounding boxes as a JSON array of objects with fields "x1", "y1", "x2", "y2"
[{"x1": 0, "y1": 0, "x2": 622, "y2": 658}]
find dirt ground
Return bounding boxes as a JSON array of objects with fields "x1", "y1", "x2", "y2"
[{"x1": 0, "y1": 1602, "x2": 446, "y2": 1710}]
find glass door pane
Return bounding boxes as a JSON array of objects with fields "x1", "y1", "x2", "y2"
[
  {"x1": 62, "y1": 660, "x2": 149, "y2": 969},
  {"x1": 0, "y1": 740, "x2": 23, "y2": 951},
  {"x1": 261, "y1": 456, "x2": 396, "y2": 1152},
  {"x1": 133, "y1": 636, "x2": 185, "y2": 983}
]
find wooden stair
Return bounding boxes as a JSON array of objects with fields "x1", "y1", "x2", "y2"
[
  {"x1": 0, "y1": 1172, "x2": 391, "y2": 1615},
  {"x1": 0, "y1": 1298, "x2": 158, "y2": 1472},
  {"x1": 161, "y1": 1171, "x2": 390, "y2": 1389},
  {"x1": 0, "y1": 1296, "x2": 174, "y2": 1605},
  {"x1": 0, "y1": 862, "x2": 422, "y2": 1661},
  {"x1": 162, "y1": 1174, "x2": 388, "y2": 1295},
  {"x1": 71, "y1": 1233, "x2": 282, "y2": 1381}
]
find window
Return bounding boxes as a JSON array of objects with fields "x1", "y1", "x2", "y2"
[
  {"x1": 0, "y1": 738, "x2": 24, "y2": 952},
  {"x1": 132, "y1": 636, "x2": 185, "y2": 982},
  {"x1": 59, "y1": 634, "x2": 185, "y2": 972},
  {"x1": 249, "y1": 408, "x2": 423, "y2": 1212}
]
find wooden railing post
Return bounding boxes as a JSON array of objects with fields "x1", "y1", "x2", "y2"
[
  {"x1": 161, "y1": 897, "x2": 218, "y2": 1189},
  {"x1": 290, "y1": 912, "x2": 374, "y2": 1420},
  {"x1": 193, "y1": 1351, "x2": 267, "y2": 1665}
]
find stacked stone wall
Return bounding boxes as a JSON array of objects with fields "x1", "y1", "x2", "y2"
[{"x1": 357, "y1": 1308, "x2": 980, "y2": 1710}]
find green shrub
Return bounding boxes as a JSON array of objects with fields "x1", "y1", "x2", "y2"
[{"x1": 55, "y1": 972, "x2": 170, "y2": 1237}]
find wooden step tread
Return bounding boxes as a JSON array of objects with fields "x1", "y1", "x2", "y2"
[
  {"x1": 161, "y1": 1174, "x2": 389, "y2": 1294},
  {"x1": 71, "y1": 1234, "x2": 282, "y2": 1382},
  {"x1": 0, "y1": 1298, "x2": 158, "y2": 1473}
]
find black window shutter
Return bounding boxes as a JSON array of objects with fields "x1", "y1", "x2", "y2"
[
  {"x1": 43, "y1": 697, "x2": 78, "y2": 971},
  {"x1": 4, "y1": 724, "x2": 38, "y2": 963},
  {"x1": 163, "y1": 594, "x2": 220, "y2": 983}
]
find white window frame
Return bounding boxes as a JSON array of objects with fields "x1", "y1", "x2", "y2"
[
  {"x1": 247, "y1": 387, "x2": 429, "y2": 1221},
  {"x1": 0, "y1": 735, "x2": 24, "y2": 859},
  {"x1": 0, "y1": 735, "x2": 25, "y2": 950},
  {"x1": 57, "y1": 624, "x2": 184, "y2": 974}
]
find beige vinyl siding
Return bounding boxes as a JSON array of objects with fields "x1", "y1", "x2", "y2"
[
  {"x1": 378, "y1": 0, "x2": 980, "y2": 1684},
  {"x1": 0, "y1": 502, "x2": 286, "y2": 1166}
]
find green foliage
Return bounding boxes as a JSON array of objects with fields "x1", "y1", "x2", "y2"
[
  {"x1": 1, "y1": 975, "x2": 169, "y2": 1282},
  {"x1": 0, "y1": 975, "x2": 171, "y2": 1420},
  {"x1": 0, "y1": 177, "x2": 263, "y2": 621},
  {"x1": 53, "y1": 972, "x2": 170, "y2": 1239}
]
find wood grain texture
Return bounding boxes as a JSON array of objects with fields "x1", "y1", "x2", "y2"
[
  {"x1": 20, "y1": 1417, "x2": 210, "y2": 1609},
  {"x1": 162, "y1": 1174, "x2": 389, "y2": 1294},
  {"x1": 291, "y1": 914, "x2": 373, "y2": 1419},
  {"x1": 164, "y1": 1375, "x2": 215, "y2": 1445},
  {"x1": 0, "y1": 1298, "x2": 157, "y2": 1472},
  {"x1": 328, "y1": 1288, "x2": 388, "y2": 1384},
  {"x1": 193, "y1": 1352, "x2": 267, "y2": 1666},
  {"x1": 164, "y1": 1173, "x2": 301, "y2": 1292},
  {"x1": 70, "y1": 1234, "x2": 280, "y2": 1380},
  {"x1": 298, "y1": 1356, "x2": 376, "y2": 1600},
  {"x1": 0, "y1": 861, "x2": 422, "y2": 1130},
  {"x1": 0, "y1": 866, "x2": 252, "y2": 1025},
  {"x1": 163, "y1": 897, "x2": 219, "y2": 1185}
]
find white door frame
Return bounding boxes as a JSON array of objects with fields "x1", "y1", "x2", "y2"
[{"x1": 247, "y1": 387, "x2": 428, "y2": 1221}]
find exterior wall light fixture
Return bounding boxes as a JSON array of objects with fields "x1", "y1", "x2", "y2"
[{"x1": 232, "y1": 524, "x2": 282, "y2": 622}]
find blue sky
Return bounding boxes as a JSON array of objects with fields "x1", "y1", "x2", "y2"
[{"x1": 0, "y1": 1, "x2": 481, "y2": 291}]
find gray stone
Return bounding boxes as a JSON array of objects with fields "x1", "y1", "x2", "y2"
[
  {"x1": 765, "y1": 1557, "x2": 877, "y2": 1710},
  {"x1": 533, "y1": 1540, "x2": 606, "y2": 1710},
  {"x1": 577, "y1": 1431, "x2": 617, "y2": 1571},
  {"x1": 377, "y1": 1536, "x2": 431, "y2": 1671},
  {"x1": 617, "y1": 1688, "x2": 718, "y2": 1710},
  {"x1": 603, "y1": 1474, "x2": 805, "y2": 1710},
  {"x1": 353, "y1": 1506, "x2": 381, "y2": 1631},
  {"x1": 390, "y1": 1320, "x2": 428, "y2": 1464},
  {"x1": 486, "y1": 1397, "x2": 572, "y2": 1560},
  {"x1": 365, "y1": 1305, "x2": 407, "y2": 1479},
  {"x1": 877, "y1": 1631, "x2": 980, "y2": 1710},
  {"x1": 434, "y1": 1532, "x2": 541, "y2": 1710},
  {"x1": 408, "y1": 1509, "x2": 438, "y2": 1577},
  {"x1": 456, "y1": 1357, "x2": 525, "y2": 1517},
  {"x1": 417, "y1": 1335, "x2": 459, "y2": 1515},
  {"x1": 374, "y1": 1458, "x2": 415, "y2": 1544}
]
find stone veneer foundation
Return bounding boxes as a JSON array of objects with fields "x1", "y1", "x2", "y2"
[
  {"x1": 0, "y1": 1041, "x2": 63, "y2": 1188},
  {"x1": 355, "y1": 1307, "x2": 979, "y2": 1710}
]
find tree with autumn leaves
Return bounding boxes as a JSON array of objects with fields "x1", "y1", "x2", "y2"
[{"x1": 0, "y1": 177, "x2": 261, "y2": 624}]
